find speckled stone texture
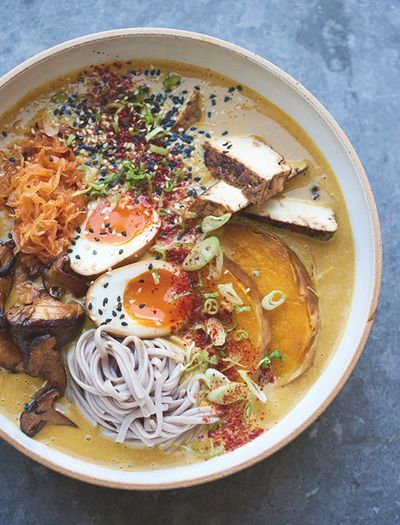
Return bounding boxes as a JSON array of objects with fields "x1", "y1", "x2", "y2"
[{"x1": 0, "y1": 1, "x2": 397, "y2": 524}]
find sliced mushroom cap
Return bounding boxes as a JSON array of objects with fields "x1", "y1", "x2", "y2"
[
  {"x1": 0, "y1": 241, "x2": 16, "y2": 278},
  {"x1": 7, "y1": 291, "x2": 86, "y2": 349},
  {"x1": 42, "y1": 254, "x2": 88, "y2": 298},
  {"x1": 0, "y1": 241, "x2": 16, "y2": 330},
  {"x1": 19, "y1": 253, "x2": 46, "y2": 279},
  {"x1": 0, "y1": 331, "x2": 23, "y2": 371},
  {"x1": 20, "y1": 388, "x2": 76, "y2": 437},
  {"x1": 24, "y1": 335, "x2": 66, "y2": 394}
]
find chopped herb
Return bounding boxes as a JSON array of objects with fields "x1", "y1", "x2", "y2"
[
  {"x1": 258, "y1": 350, "x2": 284, "y2": 369},
  {"x1": 235, "y1": 305, "x2": 251, "y2": 313},
  {"x1": 162, "y1": 73, "x2": 182, "y2": 89},
  {"x1": 66, "y1": 133, "x2": 76, "y2": 146},
  {"x1": 149, "y1": 144, "x2": 169, "y2": 156}
]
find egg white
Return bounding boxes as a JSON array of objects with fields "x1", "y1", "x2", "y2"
[
  {"x1": 85, "y1": 260, "x2": 183, "y2": 338},
  {"x1": 69, "y1": 199, "x2": 160, "y2": 277}
]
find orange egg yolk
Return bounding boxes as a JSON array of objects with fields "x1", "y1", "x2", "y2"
[
  {"x1": 123, "y1": 269, "x2": 193, "y2": 330},
  {"x1": 85, "y1": 197, "x2": 153, "y2": 245}
]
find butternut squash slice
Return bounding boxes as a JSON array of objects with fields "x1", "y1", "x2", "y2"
[
  {"x1": 221, "y1": 224, "x2": 319, "y2": 384},
  {"x1": 203, "y1": 257, "x2": 270, "y2": 373}
]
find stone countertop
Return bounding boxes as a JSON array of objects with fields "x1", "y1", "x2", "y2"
[{"x1": 0, "y1": 1, "x2": 398, "y2": 524}]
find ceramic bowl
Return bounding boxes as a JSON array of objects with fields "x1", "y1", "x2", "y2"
[{"x1": 0, "y1": 28, "x2": 381, "y2": 489}]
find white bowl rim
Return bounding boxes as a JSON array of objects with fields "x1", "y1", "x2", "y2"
[{"x1": 0, "y1": 27, "x2": 382, "y2": 490}]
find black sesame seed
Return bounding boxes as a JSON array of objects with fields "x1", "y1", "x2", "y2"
[
  {"x1": 117, "y1": 295, "x2": 121, "y2": 302},
  {"x1": 119, "y1": 249, "x2": 123, "y2": 255},
  {"x1": 211, "y1": 99, "x2": 216, "y2": 106},
  {"x1": 67, "y1": 248, "x2": 73, "y2": 253},
  {"x1": 92, "y1": 250, "x2": 97, "y2": 255},
  {"x1": 121, "y1": 231, "x2": 127, "y2": 237},
  {"x1": 103, "y1": 298, "x2": 108, "y2": 306},
  {"x1": 228, "y1": 86, "x2": 235, "y2": 93},
  {"x1": 236, "y1": 85, "x2": 243, "y2": 91},
  {"x1": 98, "y1": 309, "x2": 103, "y2": 315},
  {"x1": 76, "y1": 226, "x2": 81, "y2": 233},
  {"x1": 103, "y1": 282, "x2": 109, "y2": 288},
  {"x1": 139, "y1": 304, "x2": 145, "y2": 309},
  {"x1": 222, "y1": 130, "x2": 229, "y2": 136},
  {"x1": 112, "y1": 311, "x2": 117, "y2": 317},
  {"x1": 121, "y1": 321, "x2": 128, "y2": 326},
  {"x1": 105, "y1": 318, "x2": 112, "y2": 324},
  {"x1": 75, "y1": 255, "x2": 81, "y2": 260},
  {"x1": 120, "y1": 314, "x2": 125, "y2": 319},
  {"x1": 88, "y1": 302, "x2": 93, "y2": 310},
  {"x1": 88, "y1": 228, "x2": 94, "y2": 233},
  {"x1": 1, "y1": 131, "x2": 7, "y2": 137},
  {"x1": 224, "y1": 96, "x2": 230, "y2": 103},
  {"x1": 148, "y1": 263, "x2": 153, "y2": 270},
  {"x1": 207, "y1": 111, "x2": 211, "y2": 118}
]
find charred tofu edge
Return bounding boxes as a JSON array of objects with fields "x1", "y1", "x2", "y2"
[
  {"x1": 245, "y1": 197, "x2": 338, "y2": 239},
  {"x1": 203, "y1": 136, "x2": 292, "y2": 205}
]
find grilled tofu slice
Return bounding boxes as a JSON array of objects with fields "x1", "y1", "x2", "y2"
[
  {"x1": 172, "y1": 91, "x2": 203, "y2": 132},
  {"x1": 190, "y1": 180, "x2": 249, "y2": 216},
  {"x1": 190, "y1": 158, "x2": 308, "y2": 217},
  {"x1": 203, "y1": 136, "x2": 292, "y2": 204},
  {"x1": 245, "y1": 197, "x2": 338, "y2": 239}
]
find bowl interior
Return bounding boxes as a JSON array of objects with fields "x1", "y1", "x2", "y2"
[{"x1": 0, "y1": 29, "x2": 381, "y2": 489}]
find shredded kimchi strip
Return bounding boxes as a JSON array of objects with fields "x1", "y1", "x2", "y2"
[{"x1": 0, "y1": 134, "x2": 86, "y2": 263}]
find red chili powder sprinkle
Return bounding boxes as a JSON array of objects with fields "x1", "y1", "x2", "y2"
[{"x1": 208, "y1": 404, "x2": 264, "y2": 452}]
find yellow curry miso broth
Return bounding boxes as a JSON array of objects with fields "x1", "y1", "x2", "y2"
[{"x1": 0, "y1": 60, "x2": 354, "y2": 470}]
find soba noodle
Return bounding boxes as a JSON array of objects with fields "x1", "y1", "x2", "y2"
[{"x1": 67, "y1": 327, "x2": 218, "y2": 447}]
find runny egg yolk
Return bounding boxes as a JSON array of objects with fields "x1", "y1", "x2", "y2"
[
  {"x1": 123, "y1": 269, "x2": 194, "y2": 330},
  {"x1": 86, "y1": 197, "x2": 153, "y2": 245}
]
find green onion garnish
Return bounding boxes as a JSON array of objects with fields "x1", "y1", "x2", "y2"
[
  {"x1": 182, "y1": 236, "x2": 220, "y2": 271},
  {"x1": 235, "y1": 305, "x2": 251, "y2": 313},
  {"x1": 66, "y1": 133, "x2": 76, "y2": 146},
  {"x1": 151, "y1": 268, "x2": 160, "y2": 285},
  {"x1": 201, "y1": 213, "x2": 232, "y2": 233},
  {"x1": 150, "y1": 144, "x2": 169, "y2": 156},
  {"x1": 162, "y1": 73, "x2": 182, "y2": 89},
  {"x1": 217, "y1": 282, "x2": 242, "y2": 306},
  {"x1": 145, "y1": 126, "x2": 167, "y2": 141},
  {"x1": 233, "y1": 329, "x2": 248, "y2": 341},
  {"x1": 203, "y1": 297, "x2": 219, "y2": 315},
  {"x1": 257, "y1": 350, "x2": 284, "y2": 369},
  {"x1": 261, "y1": 290, "x2": 287, "y2": 311}
]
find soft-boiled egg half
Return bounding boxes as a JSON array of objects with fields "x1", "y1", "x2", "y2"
[
  {"x1": 69, "y1": 195, "x2": 160, "y2": 277},
  {"x1": 85, "y1": 260, "x2": 196, "y2": 338}
]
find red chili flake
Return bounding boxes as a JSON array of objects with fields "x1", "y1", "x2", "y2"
[{"x1": 208, "y1": 404, "x2": 263, "y2": 452}]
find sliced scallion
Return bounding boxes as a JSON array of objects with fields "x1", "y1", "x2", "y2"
[
  {"x1": 238, "y1": 370, "x2": 267, "y2": 403},
  {"x1": 163, "y1": 73, "x2": 182, "y2": 89},
  {"x1": 233, "y1": 329, "x2": 248, "y2": 341},
  {"x1": 203, "y1": 297, "x2": 219, "y2": 315},
  {"x1": 145, "y1": 126, "x2": 167, "y2": 141},
  {"x1": 201, "y1": 213, "x2": 232, "y2": 233},
  {"x1": 66, "y1": 133, "x2": 76, "y2": 146},
  {"x1": 182, "y1": 236, "x2": 220, "y2": 271},
  {"x1": 151, "y1": 268, "x2": 160, "y2": 285},
  {"x1": 235, "y1": 305, "x2": 251, "y2": 314},
  {"x1": 261, "y1": 290, "x2": 287, "y2": 310},
  {"x1": 150, "y1": 144, "x2": 169, "y2": 156},
  {"x1": 218, "y1": 282, "x2": 243, "y2": 306}
]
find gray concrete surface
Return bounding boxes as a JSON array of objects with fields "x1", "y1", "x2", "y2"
[{"x1": 0, "y1": 1, "x2": 398, "y2": 524}]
